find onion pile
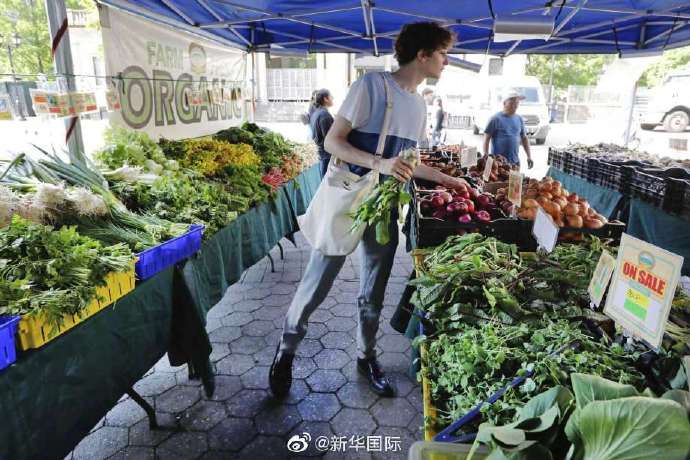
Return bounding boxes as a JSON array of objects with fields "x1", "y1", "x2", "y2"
[{"x1": 516, "y1": 177, "x2": 608, "y2": 229}]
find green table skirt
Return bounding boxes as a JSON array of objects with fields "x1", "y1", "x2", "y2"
[
  {"x1": 0, "y1": 164, "x2": 322, "y2": 460},
  {"x1": 627, "y1": 199, "x2": 690, "y2": 276},
  {"x1": 0, "y1": 269, "x2": 174, "y2": 460}
]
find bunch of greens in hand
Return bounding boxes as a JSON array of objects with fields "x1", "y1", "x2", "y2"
[
  {"x1": 350, "y1": 148, "x2": 418, "y2": 245},
  {"x1": 0, "y1": 215, "x2": 133, "y2": 330}
]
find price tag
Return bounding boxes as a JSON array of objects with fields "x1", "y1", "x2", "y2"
[
  {"x1": 106, "y1": 89, "x2": 121, "y2": 111},
  {"x1": 0, "y1": 95, "x2": 12, "y2": 120},
  {"x1": 532, "y1": 206, "x2": 559, "y2": 254},
  {"x1": 588, "y1": 250, "x2": 617, "y2": 308},
  {"x1": 603, "y1": 233, "x2": 684, "y2": 349},
  {"x1": 508, "y1": 171, "x2": 523, "y2": 206},
  {"x1": 460, "y1": 147, "x2": 478, "y2": 168},
  {"x1": 482, "y1": 156, "x2": 494, "y2": 182}
]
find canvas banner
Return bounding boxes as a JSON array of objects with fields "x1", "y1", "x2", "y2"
[{"x1": 100, "y1": 5, "x2": 246, "y2": 139}]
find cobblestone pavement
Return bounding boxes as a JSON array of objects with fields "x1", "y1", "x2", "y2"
[{"x1": 67, "y1": 232, "x2": 422, "y2": 459}]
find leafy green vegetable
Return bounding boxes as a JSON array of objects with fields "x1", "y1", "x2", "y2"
[
  {"x1": 470, "y1": 375, "x2": 690, "y2": 460},
  {"x1": 96, "y1": 127, "x2": 170, "y2": 172},
  {"x1": 0, "y1": 215, "x2": 133, "y2": 329},
  {"x1": 571, "y1": 373, "x2": 640, "y2": 410},
  {"x1": 350, "y1": 148, "x2": 418, "y2": 245},
  {"x1": 214, "y1": 122, "x2": 293, "y2": 173},
  {"x1": 566, "y1": 397, "x2": 690, "y2": 460}
]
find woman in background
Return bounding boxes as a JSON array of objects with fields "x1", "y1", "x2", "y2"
[{"x1": 309, "y1": 89, "x2": 335, "y2": 177}]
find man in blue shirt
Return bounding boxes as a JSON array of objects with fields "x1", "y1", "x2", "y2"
[{"x1": 483, "y1": 90, "x2": 534, "y2": 169}]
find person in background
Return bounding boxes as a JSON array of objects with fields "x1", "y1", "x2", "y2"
[
  {"x1": 432, "y1": 97, "x2": 445, "y2": 147},
  {"x1": 309, "y1": 89, "x2": 335, "y2": 177},
  {"x1": 299, "y1": 90, "x2": 319, "y2": 138},
  {"x1": 483, "y1": 89, "x2": 534, "y2": 169}
]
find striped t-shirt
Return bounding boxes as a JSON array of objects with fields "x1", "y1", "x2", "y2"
[{"x1": 337, "y1": 72, "x2": 427, "y2": 176}]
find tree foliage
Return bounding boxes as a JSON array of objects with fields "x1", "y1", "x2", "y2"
[
  {"x1": 0, "y1": 0, "x2": 96, "y2": 77},
  {"x1": 526, "y1": 54, "x2": 614, "y2": 90},
  {"x1": 638, "y1": 47, "x2": 690, "y2": 87}
]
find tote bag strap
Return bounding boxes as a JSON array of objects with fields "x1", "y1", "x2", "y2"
[{"x1": 375, "y1": 73, "x2": 393, "y2": 158}]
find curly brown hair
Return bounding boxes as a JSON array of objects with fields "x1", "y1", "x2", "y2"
[{"x1": 394, "y1": 22, "x2": 455, "y2": 66}]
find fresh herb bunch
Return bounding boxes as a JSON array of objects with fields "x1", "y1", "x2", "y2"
[
  {"x1": 350, "y1": 148, "x2": 419, "y2": 245},
  {"x1": 179, "y1": 139, "x2": 259, "y2": 176},
  {"x1": 215, "y1": 122, "x2": 293, "y2": 173},
  {"x1": 96, "y1": 127, "x2": 177, "y2": 174},
  {"x1": 423, "y1": 320, "x2": 644, "y2": 429},
  {"x1": 0, "y1": 215, "x2": 132, "y2": 329},
  {"x1": 111, "y1": 168, "x2": 268, "y2": 237},
  {"x1": 410, "y1": 233, "x2": 678, "y2": 435}
]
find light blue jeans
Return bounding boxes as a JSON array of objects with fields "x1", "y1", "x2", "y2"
[{"x1": 280, "y1": 218, "x2": 398, "y2": 360}]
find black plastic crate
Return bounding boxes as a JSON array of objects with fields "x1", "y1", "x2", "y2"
[
  {"x1": 548, "y1": 148, "x2": 568, "y2": 171},
  {"x1": 631, "y1": 167, "x2": 690, "y2": 208},
  {"x1": 664, "y1": 176, "x2": 690, "y2": 215},
  {"x1": 569, "y1": 155, "x2": 590, "y2": 179}
]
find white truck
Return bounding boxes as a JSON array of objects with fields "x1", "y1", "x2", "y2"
[
  {"x1": 641, "y1": 70, "x2": 690, "y2": 133},
  {"x1": 471, "y1": 76, "x2": 550, "y2": 145}
]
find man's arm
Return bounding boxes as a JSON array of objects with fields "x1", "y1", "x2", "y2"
[
  {"x1": 414, "y1": 164, "x2": 469, "y2": 189},
  {"x1": 483, "y1": 133, "x2": 492, "y2": 157},
  {"x1": 325, "y1": 115, "x2": 414, "y2": 182},
  {"x1": 521, "y1": 133, "x2": 533, "y2": 168}
]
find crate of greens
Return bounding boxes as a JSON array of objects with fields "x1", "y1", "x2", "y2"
[{"x1": 135, "y1": 224, "x2": 204, "y2": 281}]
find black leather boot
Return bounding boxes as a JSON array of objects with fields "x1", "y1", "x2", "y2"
[
  {"x1": 357, "y1": 357, "x2": 397, "y2": 397},
  {"x1": 269, "y1": 343, "x2": 294, "y2": 398}
]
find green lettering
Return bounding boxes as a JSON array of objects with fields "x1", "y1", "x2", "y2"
[
  {"x1": 156, "y1": 43, "x2": 166, "y2": 67},
  {"x1": 146, "y1": 41, "x2": 156, "y2": 66},
  {"x1": 175, "y1": 73, "x2": 195, "y2": 124},
  {"x1": 120, "y1": 65, "x2": 152, "y2": 129},
  {"x1": 197, "y1": 77, "x2": 217, "y2": 122},
  {"x1": 153, "y1": 69, "x2": 175, "y2": 127},
  {"x1": 230, "y1": 87, "x2": 242, "y2": 118}
]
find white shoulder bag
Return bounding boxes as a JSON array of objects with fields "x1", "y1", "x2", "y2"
[{"x1": 297, "y1": 74, "x2": 393, "y2": 256}]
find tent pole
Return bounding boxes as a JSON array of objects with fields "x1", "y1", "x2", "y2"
[
  {"x1": 623, "y1": 82, "x2": 638, "y2": 148},
  {"x1": 45, "y1": 0, "x2": 85, "y2": 161}
]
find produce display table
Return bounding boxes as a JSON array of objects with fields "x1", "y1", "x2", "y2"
[
  {"x1": 0, "y1": 165, "x2": 321, "y2": 460},
  {"x1": 546, "y1": 167, "x2": 627, "y2": 220},
  {"x1": 546, "y1": 167, "x2": 690, "y2": 276}
]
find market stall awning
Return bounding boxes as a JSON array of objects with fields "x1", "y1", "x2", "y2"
[{"x1": 98, "y1": 0, "x2": 690, "y2": 55}]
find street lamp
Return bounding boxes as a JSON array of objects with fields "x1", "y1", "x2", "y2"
[{"x1": 0, "y1": 31, "x2": 25, "y2": 120}]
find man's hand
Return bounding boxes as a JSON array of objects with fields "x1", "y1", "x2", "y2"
[
  {"x1": 379, "y1": 157, "x2": 415, "y2": 182},
  {"x1": 527, "y1": 158, "x2": 534, "y2": 169}
]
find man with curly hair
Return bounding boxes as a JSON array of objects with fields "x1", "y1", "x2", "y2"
[{"x1": 270, "y1": 22, "x2": 467, "y2": 398}]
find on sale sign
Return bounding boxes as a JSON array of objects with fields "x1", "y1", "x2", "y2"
[{"x1": 604, "y1": 233, "x2": 683, "y2": 348}]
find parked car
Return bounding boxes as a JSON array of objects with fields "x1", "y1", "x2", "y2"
[
  {"x1": 641, "y1": 70, "x2": 690, "y2": 133},
  {"x1": 471, "y1": 76, "x2": 550, "y2": 145}
]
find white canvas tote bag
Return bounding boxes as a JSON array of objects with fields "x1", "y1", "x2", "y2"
[{"x1": 298, "y1": 74, "x2": 393, "y2": 256}]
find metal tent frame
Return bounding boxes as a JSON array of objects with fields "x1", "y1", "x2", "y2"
[{"x1": 97, "y1": 0, "x2": 690, "y2": 56}]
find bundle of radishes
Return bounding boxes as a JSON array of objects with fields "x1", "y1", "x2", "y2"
[
  {"x1": 516, "y1": 177, "x2": 608, "y2": 229},
  {"x1": 419, "y1": 183, "x2": 500, "y2": 224}
]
